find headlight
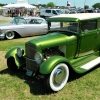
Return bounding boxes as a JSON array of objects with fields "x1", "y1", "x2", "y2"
[
  {"x1": 17, "y1": 48, "x2": 24, "y2": 57},
  {"x1": 34, "y1": 52, "x2": 43, "y2": 64}
]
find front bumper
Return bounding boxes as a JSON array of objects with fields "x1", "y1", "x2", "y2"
[{"x1": 0, "y1": 33, "x2": 5, "y2": 39}]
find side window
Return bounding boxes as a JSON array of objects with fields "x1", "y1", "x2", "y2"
[
  {"x1": 29, "y1": 19, "x2": 43, "y2": 24},
  {"x1": 81, "y1": 20, "x2": 96, "y2": 31},
  {"x1": 45, "y1": 10, "x2": 51, "y2": 13},
  {"x1": 53, "y1": 10, "x2": 57, "y2": 15}
]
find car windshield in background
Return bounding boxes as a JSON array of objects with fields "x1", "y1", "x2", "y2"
[
  {"x1": 50, "y1": 22, "x2": 79, "y2": 33},
  {"x1": 56, "y1": 10, "x2": 63, "y2": 14},
  {"x1": 11, "y1": 18, "x2": 27, "y2": 24}
]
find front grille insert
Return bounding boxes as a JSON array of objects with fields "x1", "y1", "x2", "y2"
[
  {"x1": 25, "y1": 43, "x2": 38, "y2": 72},
  {"x1": 25, "y1": 43, "x2": 37, "y2": 59},
  {"x1": 26, "y1": 59, "x2": 38, "y2": 72}
]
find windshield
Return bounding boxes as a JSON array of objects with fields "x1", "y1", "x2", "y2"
[
  {"x1": 49, "y1": 22, "x2": 79, "y2": 33},
  {"x1": 11, "y1": 18, "x2": 27, "y2": 24},
  {"x1": 56, "y1": 10, "x2": 63, "y2": 14}
]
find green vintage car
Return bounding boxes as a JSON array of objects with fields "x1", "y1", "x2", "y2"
[{"x1": 5, "y1": 13, "x2": 100, "y2": 92}]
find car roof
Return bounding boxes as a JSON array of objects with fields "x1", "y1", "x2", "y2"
[
  {"x1": 47, "y1": 13, "x2": 100, "y2": 22},
  {"x1": 15, "y1": 16, "x2": 44, "y2": 20}
]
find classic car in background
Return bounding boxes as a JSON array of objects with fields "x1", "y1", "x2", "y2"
[
  {"x1": 5, "y1": 13, "x2": 100, "y2": 92},
  {"x1": 0, "y1": 16, "x2": 48, "y2": 40}
]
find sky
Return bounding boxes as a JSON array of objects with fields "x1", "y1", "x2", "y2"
[{"x1": 0, "y1": 0, "x2": 100, "y2": 8}]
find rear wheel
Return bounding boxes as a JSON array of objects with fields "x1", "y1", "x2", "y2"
[
  {"x1": 5, "y1": 31, "x2": 15, "y2": 39},
  {"x1": 46, "y1": 63, "x2": 69, "y2": 92},
  {"x1": 7, "y1": 57, "x2": 18, "y2": 72}
]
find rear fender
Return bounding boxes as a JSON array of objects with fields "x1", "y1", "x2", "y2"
[
  {"x1": 5, "y1": 46, "x2": 25, "y2": 68},
  {"x1": 39, "y1": 56, "x2": 71, "y2": 74}
]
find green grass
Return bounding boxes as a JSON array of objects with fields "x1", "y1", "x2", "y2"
[
  {"x1": 0, "y1": 20, "x2": 12, "y2": 23},
  {"x1": 0, "y1": 55, "x2": 100, "y2": 100},
  {"x1": 0, "y1": 19, "x2": 100, "y2": 100}
]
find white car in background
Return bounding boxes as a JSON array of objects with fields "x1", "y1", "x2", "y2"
[
  {"x1": 40, "y1": 9, "x2": 63, "y2": 19},
  {"x1": 0, "y1": 16, "x2": 48, "y2": 40}
]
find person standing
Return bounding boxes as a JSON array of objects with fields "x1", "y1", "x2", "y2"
[{"x1": 11, "y1": 8, "x2": 14, "y2": 17}]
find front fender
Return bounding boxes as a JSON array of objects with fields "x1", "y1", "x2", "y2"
[
  {"x1": 5, "y1": 46, "x2": 25, "y2": 67},
  {"x1": 39, "y1": 56, "x2": 71, "y2": 74}
]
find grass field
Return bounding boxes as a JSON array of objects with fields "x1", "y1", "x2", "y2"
[
  {"x1": 0, "y1": 19, "x2": 12, "y2": 23},
  {"x1": 0, "y1": 19, "x2": 100, "y2": 100}
]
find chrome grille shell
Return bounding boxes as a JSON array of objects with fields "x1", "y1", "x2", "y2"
[{"x1": 25, "y1": 43, "x2": 38, "y2": 72}]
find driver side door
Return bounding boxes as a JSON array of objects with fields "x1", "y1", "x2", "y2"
[{"x1": 78, "y1": 20, "x2": 98, "y2": 57}]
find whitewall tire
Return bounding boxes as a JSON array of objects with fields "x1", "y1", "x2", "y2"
[
  {"x1": 48, "y1": 63, "x2": 69, "y2": 92},
  {"x1": 6, "y1": 31, "x2": 15, "y2": 39}
]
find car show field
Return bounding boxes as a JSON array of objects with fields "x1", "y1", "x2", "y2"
[{"x1": 0, "y1": 15, "x2": 100, "y2": 100}]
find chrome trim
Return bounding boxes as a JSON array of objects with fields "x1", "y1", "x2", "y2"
[
  {"x1": 0, "y1": 31, "x2": 5, "y2": 39},
  {"x1": 0, "y1": 35, "x2": 5, "y2": 39},
  {"x1": 24, "y1": 56, "x2": 36, "y2": 62}
]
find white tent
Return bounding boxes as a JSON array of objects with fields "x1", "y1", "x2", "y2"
[
  {"x1": 2, "y1": 0, "x2": 37, "y2": 16},
  {"x1": 3, "y1": 0, "x2": 36, "y2": 9},
  {"x1": 3, "y1": 4, "x2": 36, "y2": 9}
]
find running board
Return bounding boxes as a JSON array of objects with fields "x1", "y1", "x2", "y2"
[{"x1": 81, "y1": 57, "x2": 100, "y2": 70}]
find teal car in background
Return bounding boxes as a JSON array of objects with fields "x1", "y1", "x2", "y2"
[{"x1": 5, "y1": 13, "x2": 100, "y2": 92}]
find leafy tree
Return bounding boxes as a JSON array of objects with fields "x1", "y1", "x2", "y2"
[
  {"x1": 41, "y1": 4, "x2": 47, "y2": 8},
  {"x1": 0, "y1": 3, "x2": 6, "y2": 6},
  {"x1": 84, "y1": 5, "x2": 89, "y2": 9},
  {"x1": 92, "y1": 3, "x2": 100, "y2": 9},
  {"x1": 47, "y1": 2, "x2": 55, "y2": 8}
]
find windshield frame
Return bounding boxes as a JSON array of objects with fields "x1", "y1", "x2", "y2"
[{"x1": 48, "y1": 21, "x2": 79, "y2": 34}]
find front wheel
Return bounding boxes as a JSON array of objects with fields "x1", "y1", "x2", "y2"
[
  {"x1": 5, "y1": 31, "x2": 15, "y2": 39},
  {"x1": 7, "y1": 57, "x2": 18, "y2": 72},
  {"x1": 46, "y1": 63, "x2": 69, "y2": 92}
]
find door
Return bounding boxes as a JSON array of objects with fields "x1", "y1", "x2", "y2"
[
  {"x1": 78, "y1": 20, "x2": 98, "y2": 57},
  {"x1": 97, "y1": 19, "x2": 100, "y2": 48},
  {"x1": 52, "y1": 10, "x2": 58, "y2": 16},
  {"x1": 26, "y1": 24, "x2": 47, "y2": 36}
]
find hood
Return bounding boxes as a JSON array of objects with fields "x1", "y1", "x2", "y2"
[{"x1": 27, "y1": 32, "x2": 76, "y2": 50}]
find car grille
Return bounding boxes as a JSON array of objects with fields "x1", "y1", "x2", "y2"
[{"x1": 25, "y1": 43, "x2": 38, "y2": 72}]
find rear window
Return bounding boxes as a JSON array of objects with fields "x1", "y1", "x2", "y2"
[
  {"x1": 81, "y1": 20, "x2": 96, "y2": 31},
  {"x1": 45, "y1": 10, "x2": 51, "y2": 13}
]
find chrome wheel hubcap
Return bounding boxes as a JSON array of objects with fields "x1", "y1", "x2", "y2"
[{"x1": 53, "y1": 68, "x2": 66, "y2": 86}]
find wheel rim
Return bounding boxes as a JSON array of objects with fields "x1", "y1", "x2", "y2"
[
  {"x1": 6, "y1": 31, "x2": 15, "y2": 39},
  {"x1": 49, "y1": 63, "x2": 69, "y2": 91},
  {"x1": 53, "y1": 68, "x2": 66, "y2": 86}
]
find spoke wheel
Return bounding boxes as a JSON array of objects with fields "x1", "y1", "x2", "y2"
[
  {"x1": 6, "y1": 31, "x2": 15, "y2": 39},
  {"x1": 47, "y1": 63, "x2": 69, "y2": 92}
]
